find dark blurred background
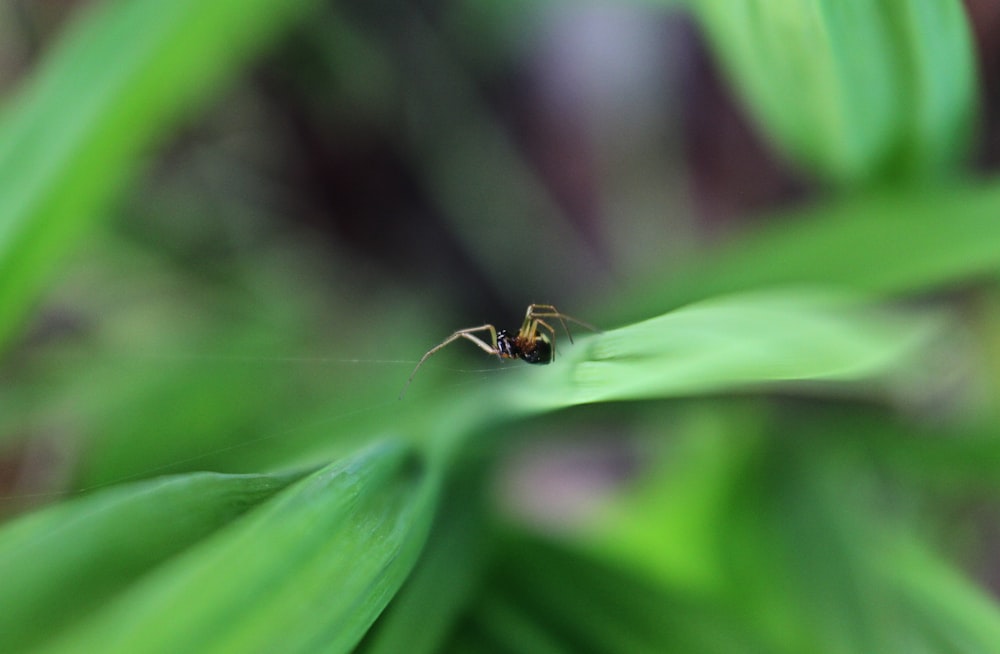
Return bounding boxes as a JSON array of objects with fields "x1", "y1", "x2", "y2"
[{"x1": 0, "y1": 0, "x2": 998, "y2": 316}]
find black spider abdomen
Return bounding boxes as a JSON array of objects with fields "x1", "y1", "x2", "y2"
[{"x1": 520, "y1": 338, "x2": 552, "y2": 364}]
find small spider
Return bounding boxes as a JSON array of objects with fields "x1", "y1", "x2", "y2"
[{"x1": 401, "y1": 303, "x2": 596, "y2": 396}]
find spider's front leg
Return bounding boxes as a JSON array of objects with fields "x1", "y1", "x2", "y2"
[{"x1": 400, "y1": 324, "x2": 499, "y2": 397}]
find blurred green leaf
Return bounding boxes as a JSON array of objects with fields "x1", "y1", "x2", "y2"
[
  {"x1": 891, "y1": 537, "x2": 1000, "y2": 652},
  {"x1": 724, "y1": 436, "x2": 1000, "y2": 653},
  {"x1": 467, "y1": 593, "x2": 576, "y2": 654},
  {"x1": 626, "y1": 181, "x2": 1000, "y2": 319},
  {"x1": 885, "y1": 0, "x2": 979, "y2": 176},
  {"x1": 361, "y1": 472, "x2": 490, "y2": 654},
  {"x1": 0, "y1": 469, "x2": 302, "y2": 653},
  {"x1": 476, "y1": 534, "x2": 771, "y2": 654},
  {"x1": 586, "y1": 402, "x2": 770, "y2": 594},
  {"x1": 691, "y1": 0, "x2": 977, "y2": 183},
  {"x1": 37, "y1": 439, "x2": 440, "y2": 654},
  {"x1": 585, "y1": 409, "x2": 1000, "y2": 654},
  {"x1": 0, "y1": 0, "x2": 319, "y2": 350},
  {"x1": 715, "y1": 439, "x2": 904, "y2": 653}
]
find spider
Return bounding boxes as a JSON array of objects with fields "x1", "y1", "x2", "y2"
[{"x1": 401, "y1": 303, "x2": 596, "y2": 396}]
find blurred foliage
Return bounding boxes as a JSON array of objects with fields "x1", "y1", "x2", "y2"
[
  {"x1": 1, "y1": 0, "x2": 999, "y2": 652},
  {"x1": 691, "y1": 0, "x2": 978, "y2": 184}
]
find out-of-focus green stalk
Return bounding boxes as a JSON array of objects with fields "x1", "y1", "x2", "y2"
[{"x1": 0, "y1": 0, "x2": 319, "y2": 350}]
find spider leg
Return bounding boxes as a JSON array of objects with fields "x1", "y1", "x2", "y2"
[
  {"x1": 526, "y1": 304, "x2": 574, "y2": 343},
  {"x1": 527, "y1": 303, "x2": 560, "y2": 315},
  {"x1": 521, "y1": 305, "x2": 562, "y2": 342},
  {"x1": 400, "y1": 324, "x2": 498, "y2": 397},
  {"x1": 526, "y1": 304, "x2": 600, "y2": 343},
  {"x1": 531, "y1": 318, "x2": 558, "y2": 360}
]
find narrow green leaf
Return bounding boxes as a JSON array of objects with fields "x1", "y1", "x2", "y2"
[
  {"x1": 882, "y1": 0, "x2": 978, "y2": 176},
  {"x1": 0, "y1": 470, "x2": 301, "y2": 653},
  {"x1": 487, "y1": 535, "x2": 771, "y2": 654},
  {"x1": 585, "y1": 403, "x2": 770, "y2": 594},
  {"x1": 625, "y1": 181, "x2": 1000, "y2": 319},
  {"x1": 891, "y1": 537, "x2": 1000, "y2": 651},
  {"x1": 0, "y1": 0, "x2": 319, "y2": 349},
  {"x1": 587, "y1": 413, "x2": 1000, "y2": 653},
  {"x1": 468, "y1": 593, "x2": 575, "y2": 654},
  {"x1": 362, "y1": 475, "x2": 490, "y2": 654},
  {"x1": 713, "y1": 441, "x2": 905, "y2": 653},
  {"x1": 717, "y1": 435, "x2": 1000, "y2": 654},
  {"x1": 692, "y1": 0, "x2": 896, "y2": 182},
  {"x1": 691, "y1": 0, "x2": 976, "y2": 183},
  {"x1": 38, "y1": 439, "x2": 440, "y2": 654},
  {"x1": 499, "y1": 288, "x2": 945, "y2": 410}
]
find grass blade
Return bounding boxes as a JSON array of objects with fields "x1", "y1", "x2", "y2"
[
  {"x1": 361, "y1": 473, "x2": 490, "y2": 654},
  {"x1": 0, "y1": 0, "x2": 318, "y2": 349},
  {"x1": 891, "y1": 537, "x2": 1000, "y2": 651},
  {"x1": 485, "y1": 535, "x2": 771, "y2": 654},
  {"x1": 496, "y1": 288, "x2": 945, "y2": 410},
  {"x1": 0, "y1": 470, "x2": 302, "y2": 653},
  {"x1": 38, "y1": 439, "x2": 440, "y2": 654},
  {"x1": 622, "y1": 181, "x2": 1000, "y2": 320},
  {"x1": 691, "y1": 0, "x2": 976, "y2": 183},
  {"x1": 883, "y1": 0, "x2": 978, "y2": 176}
]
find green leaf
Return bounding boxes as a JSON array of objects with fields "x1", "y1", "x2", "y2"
[
  {"x1": 497, "y1": 288, "x2": 945, "y2": 410},
  {"x1": 584, "y1": 410, "x2": 1000, "y2": 654},
  {"x1": 882, "y1": 0, "x2": 979, "y2": 176},
  {"x1": 691, "y1": 0, "x2": 977, "y2": 183},
  {"x1": 361, "y1": 473, "x2": 490, "y2": 654},
  {"x1": 37, "y1": 439, "x2": 440, "y2": 654},
  {"x1": 585, "y1": 402, "x2": 770, "y2": 594},
  {"x1": 713, "y1": 440, "x2": 906, "y2": 653},
  {"x1": 0, "y1": 470, "x2": 302, "y2": 653},
  {"x1": 0, "y1": 0, "x2": 319, "y2": 350},
  {"x1": 724, "y1": 435, "x2": 1000, "y2": 654},
  {"x1": 891, "y1": 537, "x2": 1000, "y2": 651},
  {"x1": 628, "y1": 181, "x2": 1000, "y2": 317},
  {"x1": 467, "y1": 592, "x2": 576, "y2": 654},
  {"x1": 480, "y1": 535, "x2": 771, "y2": 654}
]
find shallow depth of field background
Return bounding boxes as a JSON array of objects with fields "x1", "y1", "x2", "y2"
[{"x1": 3, "y1": 1, "x2": 1000, "y2": 653}]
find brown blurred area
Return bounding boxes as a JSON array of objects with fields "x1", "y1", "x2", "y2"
[{"x1": 967, "y1": 0, "x2": 1000, "y2": 164}]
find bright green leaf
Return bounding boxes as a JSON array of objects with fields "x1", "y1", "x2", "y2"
[
  {"x1": 628, "y1": 181, "x2": 1000, "y2": 317},
  {"x1": 362, "y1": 473, "x2": 490, "y2": 654},
  {"x1": 0, "y1": 470, "x2": 302, "y2": 653},
  {"x1": 691, "y1": 0, "x2": 977, "y2": 183},
  {"x1": 495, "y1": 288, "x2": 945, "y2": 411},
  {"x1": 38, "y1": 439, "x2": 440, "y2": 654}
]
